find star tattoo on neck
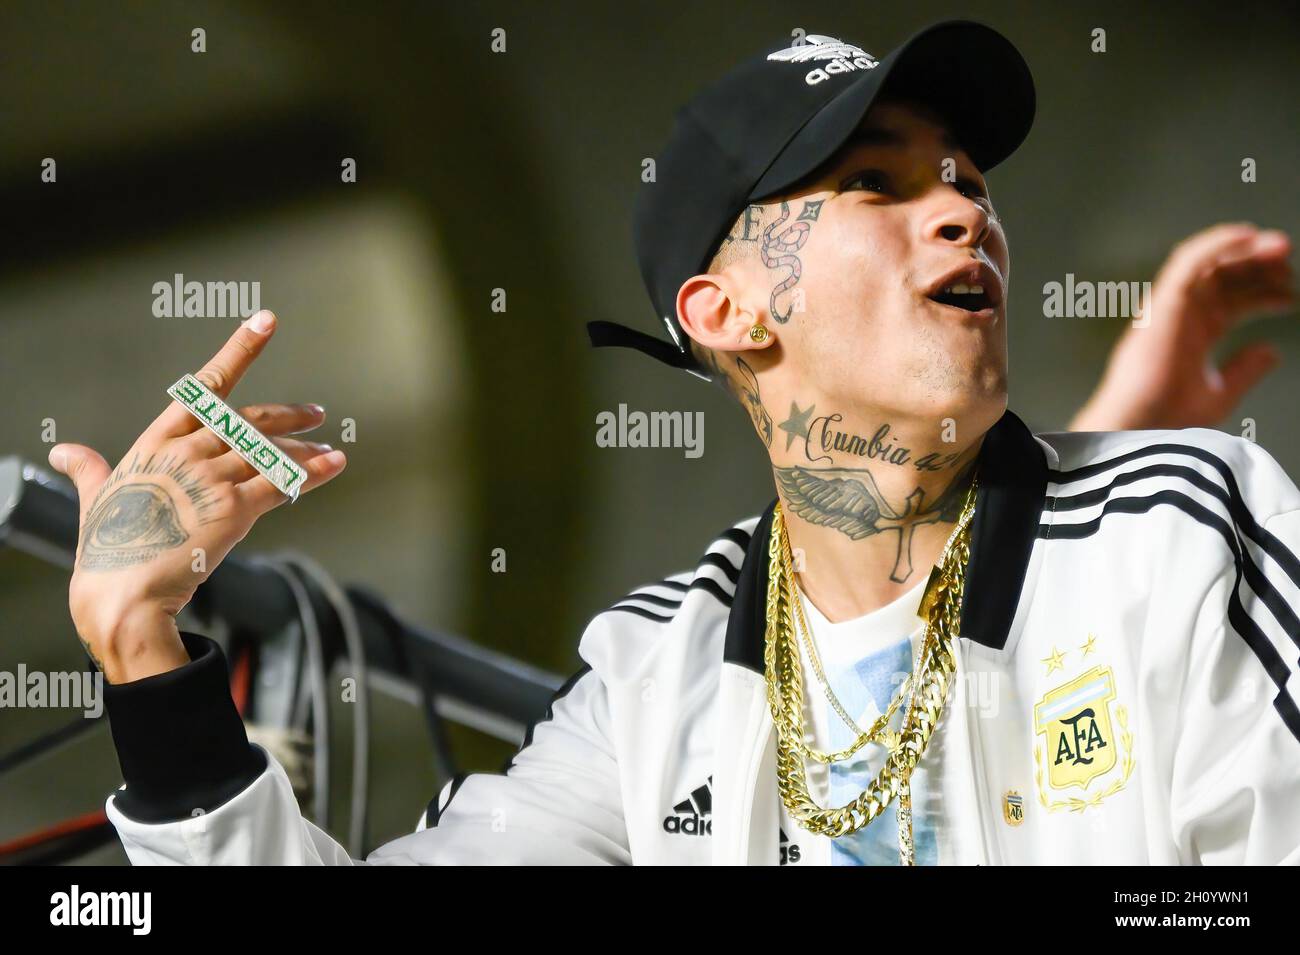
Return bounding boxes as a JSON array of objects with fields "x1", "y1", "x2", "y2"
[{"x1": 777, "y1": 400, "x2": 816, "y2": 452}]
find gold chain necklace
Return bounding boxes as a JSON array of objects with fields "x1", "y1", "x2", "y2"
[
  {"x1": 765, "y1": 478, "x2": 977, "y2": 863},
  {"x1": 780, "y1": 522, "x2": 913, "y2": 763}
]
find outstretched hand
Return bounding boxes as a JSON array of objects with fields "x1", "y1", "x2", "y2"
[
  {"x1": 1070, "y1": 223, "x2": 1294, "y2": 431},
  {"x1": 50, "y1": 311, "x2": 347, "y2": 683}
]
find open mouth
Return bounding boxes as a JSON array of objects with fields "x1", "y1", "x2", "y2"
[{"x1": 928, "y1": 283, "x2": 994, "y2": 312}]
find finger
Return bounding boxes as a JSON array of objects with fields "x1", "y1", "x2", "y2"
[
  {"x1": 1205, "y1": 259, "x2": 1295, "y2": 323},
  {"x1": 48, "y1": 444, "x2": 112, "y2": 523},
  {"x1": 1158, "y1": 223, "x2": 1261, "y2": 290},
  {"x1": 1206, "y1": 237, "x2": 1293, "y2": 287},
  {"x1": 207, "y1": 436, "x2": 335, "y2": 483},
  {"x1": 1213, "y1": 229, "x2": 1291, "y2": 270},
  {"x1": 1190, "y1": 231, "x2": 1292, "y2": 300},
  {"x1": 147, "y1": 310, "x2": 278, "y2": 441},
  {"x1": 238, "y1": 447, "x2": 347, "y2": 515},
  {"x1": 1216, "y1": 269, "x2": 1296, "y2": 317},
  {"x1": 179, "y1": 402, "x2": 326, "y2": 458},
  {"x1": 1217, "y1": 342, "x2": 1281, "y2": 414}
]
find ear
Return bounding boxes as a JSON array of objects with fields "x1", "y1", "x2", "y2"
[{"x1": 676, "y1": 273, "x2": 776, "y2": 354}]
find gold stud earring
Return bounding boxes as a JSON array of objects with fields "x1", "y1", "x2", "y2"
[{"x1": 749, "y1": 323, "x2": 770, "y2": 344}]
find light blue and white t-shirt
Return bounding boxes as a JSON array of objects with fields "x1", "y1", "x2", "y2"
[{"x1": 779, "y1": 576, "x2": 975, "y2": 866}]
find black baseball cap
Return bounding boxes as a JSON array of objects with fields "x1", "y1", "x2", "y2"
[{"x1": 587, "y1": 20, "x2": 1035, "y2": 379}]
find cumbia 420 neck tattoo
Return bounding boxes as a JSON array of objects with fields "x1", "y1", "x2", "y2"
[{"x1": 773, "y1": 403, "x2": 975, "y2": 584}]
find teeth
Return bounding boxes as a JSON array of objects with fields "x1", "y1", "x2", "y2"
[{"x1": 940, "y1": 282, "x2": 985, "y2": 297}]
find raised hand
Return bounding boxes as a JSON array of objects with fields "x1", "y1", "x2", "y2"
[
  {"x1": 49, "y1": 311, "x2": 347, "y2": 683},
  {"x1": 1071, "y1": 224, "x2": 1294, "y2": 431}
]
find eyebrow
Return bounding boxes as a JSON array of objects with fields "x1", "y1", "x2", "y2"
[{"x1": 843, "y1": 124, "x2": 961, "y2": 152}]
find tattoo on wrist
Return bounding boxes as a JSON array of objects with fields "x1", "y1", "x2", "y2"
[{"x1": 78, "y1": 636, "x2": 106, "y2": 672}]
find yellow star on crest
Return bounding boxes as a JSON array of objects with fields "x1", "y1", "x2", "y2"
[
  {"x1": 1080, "y1": 634, "x2": 1098, "y2": 657},
  {"x1": 1042, "y1": 646, "x2": 1066, "y2": 675}
]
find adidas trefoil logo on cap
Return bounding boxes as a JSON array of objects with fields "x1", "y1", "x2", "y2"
[{"x1": 767, "y1": 34, "x2": 879, "y2": 86}]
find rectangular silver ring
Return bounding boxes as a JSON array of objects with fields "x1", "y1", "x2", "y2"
[{"x1": 167, "y1": 373, "x2": 306, "y2": 502}]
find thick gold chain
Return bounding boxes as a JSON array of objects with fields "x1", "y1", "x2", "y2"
[{"x1": 765, "y1": 479, "x2": 977, "y2": 857}]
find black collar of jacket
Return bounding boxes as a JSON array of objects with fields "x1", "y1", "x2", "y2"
[{"x1": 723, "y1": 409, "x2": 1047, "y2": 670}]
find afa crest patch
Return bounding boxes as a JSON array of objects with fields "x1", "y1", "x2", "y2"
[
  {"x1": 1032, "y1": 662, "x2": 1135, "y2": 812},
  {"x1": 1002, "y1": 790, "x2": 1024, "y2": 827}
]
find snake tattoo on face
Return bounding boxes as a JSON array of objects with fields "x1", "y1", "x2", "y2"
[{"x1": 760, "y1": 198, "x2": 824, "y2": 323}]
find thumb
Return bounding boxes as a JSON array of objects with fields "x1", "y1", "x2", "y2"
[
  {"x1": 48, "y1": 443, "x2": 112, "y2": 518},
  {"x1": 1217, "y1": 342, "x2": 1280, "y2": 412}
]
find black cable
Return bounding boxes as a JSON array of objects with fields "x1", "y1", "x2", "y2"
[
  {"x1": 254, "y1": 556, "x2": 331, "y2": 831},
  {"x1": 0, "y1": 711, "x2": 101, "y2": 777},
  {"x1": 281, "y1": 553, "x2": 370, "y2": 858},
  {"x1": 348, "y1": 588, "x2": 458, "y2": 783}
]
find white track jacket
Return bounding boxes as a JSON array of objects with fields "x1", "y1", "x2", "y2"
[{"x1": 102, "y1": 411, "x2": 1300, "y2": 864}]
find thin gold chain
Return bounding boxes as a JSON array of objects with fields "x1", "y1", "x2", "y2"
[
  {"x1": 765, "y1": 477, "x2": 977, "y2": 861},
  {"x1": 779, "y1": 521, "x2": 913, "y2": 763}
]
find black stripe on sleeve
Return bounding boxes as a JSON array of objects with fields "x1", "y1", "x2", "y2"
[
  {"x1": 606, "y1": 580, "x2": 737, "y2": 622},
  {"x1": 605, "y1": 604, "x2": 677, "y2": 624},
  {"x1": 502, "y1": 664, "x2": 594, "y2": 772},
  {"x1": 428, "y1": 665, "x2": 596, "y2": 827},
  {"x1": 717, "y1": 528, "x2": 753, "y2": 552},
  {"x1": 1054, "y1": 443, "x2": 1300, "y2": 594},
  {"x1": 699, "y1": 552, "x2": 741, "y2": 585},
  {"x1": 617, "y1": 590, "x2": 685, "y2": 610},
  {"x1": 425, "y1": 773, "x2": 468, "y2": 829},
  {"x1": 1049, "y1": 459, "x2": 1300, "y2": 654},
  {"x1": 1042, "y1": 489, "x2": 1300, "y2": 743}
]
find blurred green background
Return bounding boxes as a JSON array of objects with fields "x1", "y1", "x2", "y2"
[{"x1": 1, "y1": 0, "x2": 1297, "y2": 862}]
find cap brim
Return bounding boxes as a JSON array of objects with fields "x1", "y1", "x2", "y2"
[{"x1": 750, "y1": 20, "x2": 1035, "y2": 199}]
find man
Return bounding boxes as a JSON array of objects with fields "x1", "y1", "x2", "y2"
[{"x1": 51, "y1": 21, "x2": 1297, "y2": 864}]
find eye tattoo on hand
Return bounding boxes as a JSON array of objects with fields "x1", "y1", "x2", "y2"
[
  {"x1": 77, "y1": 452, "x2": 213, "y2": 572},
  {"x1": 80, "y1": 482, "x2": 189, "y2": 571}
]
